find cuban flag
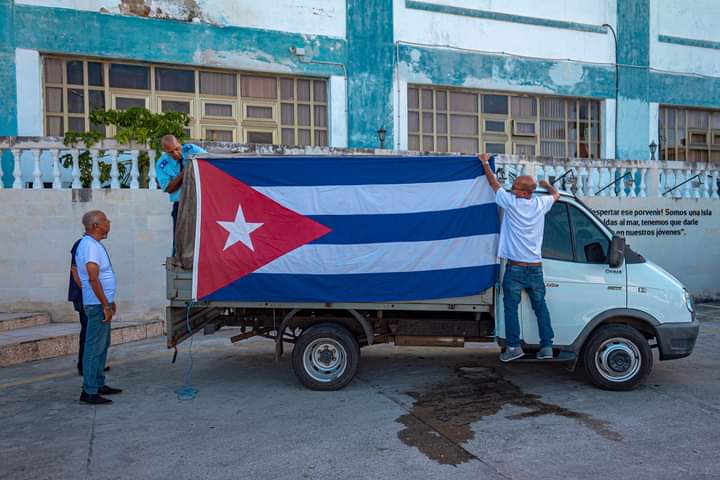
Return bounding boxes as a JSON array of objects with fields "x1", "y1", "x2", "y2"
[{"x1": 192, "y1": 156, "x2": 499, "y2": 302}]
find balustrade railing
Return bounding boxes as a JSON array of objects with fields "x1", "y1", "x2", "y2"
[{"x1": 1, "y1": 137, "x2": 719, "y2": 199}]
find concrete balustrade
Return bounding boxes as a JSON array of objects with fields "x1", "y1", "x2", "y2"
[{"x1": 1, "y1": 137, "x2": 719, "y2": 199}]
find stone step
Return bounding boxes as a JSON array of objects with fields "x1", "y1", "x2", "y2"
[
  {"x1": 0, "y1": 312, "x2": 51, "y2": 332},
  {"x1": 0, "y1": 319, "x2": 164, "y2": 367}
]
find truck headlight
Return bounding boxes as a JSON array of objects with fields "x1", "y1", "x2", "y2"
[{"x1": 683, "y1": 289, "x2": 694, "y2": 313}]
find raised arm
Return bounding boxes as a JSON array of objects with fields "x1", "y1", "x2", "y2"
[
  {"x1": 539, "y1": 179, "x2": 561, "y2": 202},
  {"x1": 478, "y1": 153, "x2": 502, "y2": 192}
]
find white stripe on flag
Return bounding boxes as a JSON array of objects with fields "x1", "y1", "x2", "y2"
[
  {"x1": 254, "y1": 234, "x2": 499, "y2": 275},
  {"x1": 253, "y1": 177, "x2": 495, "y2": 215}
]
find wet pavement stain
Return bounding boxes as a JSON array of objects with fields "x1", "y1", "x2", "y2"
[{"x1": 396, "y1": 365, "x2": 622, "y2": 466}]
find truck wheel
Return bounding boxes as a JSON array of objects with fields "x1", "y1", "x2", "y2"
[
  {"x1": 582, "y1": 324, "x2": 653, "y2": 391},
  {"x1": 292, "y1": 323, "x2": 360, "y2": 391}
]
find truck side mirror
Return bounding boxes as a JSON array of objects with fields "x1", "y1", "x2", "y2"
[{"x1": 607, "y1": 235, "x2": 625, "y2": 268}]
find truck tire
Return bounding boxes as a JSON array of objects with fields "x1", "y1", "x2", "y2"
[
  {"x1": 582, "y1": 324, "x2": 653, "y2": 391},
  {"x1": 292, "y1": 323, "x2": 360, "y2": 391}
]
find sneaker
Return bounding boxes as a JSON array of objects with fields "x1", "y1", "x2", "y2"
[
  {"x1": 79, "y1": 391, "x2": 112, "y2": 405},
  {"x1": 536, "y1": 346, "x2": 554, "y2": 360},
  {"x1": 500, "y1": 346, "x2": 525, "y2": 362},
  {"x1": 98, "y1": 385, "x2": 123, "y2": 395}
]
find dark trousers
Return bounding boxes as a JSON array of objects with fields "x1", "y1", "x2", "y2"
[
  {"x1": 76, "y1": 303, "x2": 88, "y2": 372},
  {"x1": 171, "y1": 201, "x2": 179, "y2": 256},
  {"x1": 82, "y1": 304, "x2": 112, "y2": 395}
]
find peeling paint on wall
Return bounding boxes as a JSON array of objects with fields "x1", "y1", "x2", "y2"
[
  {"x1": 118, "y1": 0, "x2": 225, "y2": 25},
  {"x1": 398, "y1": 45, "x2": 615, "y2": 98},
  {"x1": 191, "y1": 48, "x2": 294, "y2": 73}
]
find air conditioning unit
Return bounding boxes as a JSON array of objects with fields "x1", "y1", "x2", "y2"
[{"x1": 512, "y1": 120, "x2": 536, "y2": 137}]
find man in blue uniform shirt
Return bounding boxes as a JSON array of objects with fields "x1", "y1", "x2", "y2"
[{"x1": 156, "y1": 134, "x2": 206, "y2": 254}]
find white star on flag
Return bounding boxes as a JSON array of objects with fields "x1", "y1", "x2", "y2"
[{"x1": 216, "y1": 204, "x2": 264, "y2": 251}]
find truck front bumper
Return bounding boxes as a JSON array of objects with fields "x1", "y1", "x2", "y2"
[{"x1": 656, "y1": 317, "x2": 700, "y2": 360}]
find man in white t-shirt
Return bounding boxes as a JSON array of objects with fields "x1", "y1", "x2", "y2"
[
  {"x1": 479, "y1": 153, "x2": 560, "y2": 362},
  {"x1": 75, "y1": 210, "x2": 122, "y2": 405}
]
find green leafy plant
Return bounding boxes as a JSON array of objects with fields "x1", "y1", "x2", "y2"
[{"x1": 61, "y1": 108, "x2": 190, "y2": 188}]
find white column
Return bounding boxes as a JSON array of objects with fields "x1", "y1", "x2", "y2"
[
  {"x1": 638, "y1": 167, "x2": 648, "y2": 198},
  {"x1": 90, "y1": 150, "x2": 101, "y2": 189},
  {"x1": 628, "y1": 167, "x2": 637, "y2": 198},
  {"x1": 31, "y1": 149, "x2": 42, "y2": 189},
  {"x1": 392, "y1": 76, "x2": 408, "y2": 151},
  {"x1": 108, "y1": 150, "x2": 120, "y2": 189},
  {"x1": 70, "y1": 149, "x2": 81, "y2": 188},
  {"x1": 586, "y1": 166, "x2": 597, "y2": 197},
  {"x1": 12, "y1": 148, "x2": 22, "y2": 189},
  {"x1": 329, "y1": 75, "x2": 348, "y2": 148},
  {"x1": 674, "y1": 169, "x2": 684, "y2": 199},
  {"x1": 602, "y1": 99, "x2": 616, "y2": 160},
  {"x1": 648, "y1": 103, "x2": 660, "y2": 159},
  {"x1": 701, "y1": 167, "x2": 711, "y2": 199},
  {"x1": 15, "y1": 49, "x2": 43, "y2": 136},
  {"x1": 129, "y1": 150, "x2": 140, "y2": 189},
  {"x1": 50, "y1": 148, "x2": 61, "y2": 189},
  {"x1": 148, "y1": 149, "x2": 158, "y2": 189}
]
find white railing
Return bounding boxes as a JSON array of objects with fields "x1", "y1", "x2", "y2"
[
  {"x1": 1, "y1": 137, "x2": 719, "y2": 199},
  {"x1": 490, "y1": 156, "x2": 719, "y2": 199},
  {"x1": 0, "y1": 137, "x2": 158, "y2": 190}
]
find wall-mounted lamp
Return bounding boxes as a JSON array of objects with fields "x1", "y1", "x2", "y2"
[
  {"x1": 377, "y1": 126, "x2": 386, "y2": 149},
  {"x1": 649, "y1": 140, "x2": 658, "y2": 160}
]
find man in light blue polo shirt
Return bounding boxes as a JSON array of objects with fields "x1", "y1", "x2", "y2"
[
  {"x1": 75, "y1": 210, "x2": 122, "y2": 405},
  {"x1": 156, "y1": 134, "x2": 206, "y2": 254}
]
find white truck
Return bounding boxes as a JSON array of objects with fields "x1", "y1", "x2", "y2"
[{"x1": 166, "y1": 160, "x2": 698, "y2": 392}]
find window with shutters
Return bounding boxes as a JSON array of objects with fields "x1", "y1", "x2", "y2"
[
  {"x1": 659, "y1": 106, "x2": 720, "y2": 162},
  {"x1": 42, "y1": 56, "x2": 329, "y2": 146},
  {"x1": 408, "y1": 85, "x2": 601, "y2": 158}
]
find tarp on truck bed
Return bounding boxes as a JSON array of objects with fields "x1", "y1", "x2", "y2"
[{"x1": 173, "y1": 155, "x2": 500, "y2": 302}]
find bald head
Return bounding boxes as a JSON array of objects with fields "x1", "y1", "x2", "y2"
[
  {"x1": 81, "y1": 210, "x2": 111, "y2": 239},
  {"x1": 82, "y1": 210, "x2": 105, "y2": 230},
  {"x1": 511, "y1": 175, "x2": 536, "y2": 199},
  {"x1": 162, "y1": 134, "x2": 182, "y2": 160}
]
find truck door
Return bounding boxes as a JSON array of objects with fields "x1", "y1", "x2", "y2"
[{"x1": 519, "y1": 200, "x2": 626, "y2": 346}]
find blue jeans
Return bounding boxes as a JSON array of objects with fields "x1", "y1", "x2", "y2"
[
  {"x1": 502, "y1": 265, "x2": 554, "y2": 348},
  {"x1": 82, "y1": 304, "x2": 111, "y2": 394}
]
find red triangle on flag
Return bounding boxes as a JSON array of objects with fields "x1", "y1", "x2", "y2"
[{"x1": 195, "y1": 161, "x2": 331, "y2": 299}]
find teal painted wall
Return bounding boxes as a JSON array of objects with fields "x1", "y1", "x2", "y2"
[
  {"x1": 0, "y1": 0, "x2": 16, "y2": 187},
  {"x1": 398, "y1": 45, "x2": 616, "y2": 99},
  {"x1": 346, "y1": 0, "x2": 394, "y2": 148},
  {"x1": 616, "y1": 0, "x2": 650, "y2": 160},
  {"x1": 0, "y1": 0, "x2": 16, "y2": 136},
  {"x1": 13, "y1": 5, "x2": 345, "y2": 76}
]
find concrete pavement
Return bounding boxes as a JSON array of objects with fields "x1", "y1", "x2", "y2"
[{"x1": 1, "y1": 304, "x2": 719, "y2": 480}]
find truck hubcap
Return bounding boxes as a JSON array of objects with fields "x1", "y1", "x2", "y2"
[
  {"x1": 595, "y1": 337, "x2": 641, "y2": 383},
  {"x1": 303, "y1": 338, "x2": 347, "y2": 383}
]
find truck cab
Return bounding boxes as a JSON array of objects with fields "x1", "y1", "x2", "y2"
[{"x1": 496, "y1": 191, "x2": 699, "y2": 390}]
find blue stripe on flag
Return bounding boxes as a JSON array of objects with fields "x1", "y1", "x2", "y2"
[
  {"x1": 308, "y1": 204, "x2": 499, "y2": 244},
  {"x1": 201, "y1": 155, "x2": 495, "y2": 187},
  {"x1": 202, "y1": 265, "x2": 499, "y2": 302}
]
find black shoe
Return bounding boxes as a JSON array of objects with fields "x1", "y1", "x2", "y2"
[
  {"x1": 98, "y1": 385, "x2": 122, "y2": 395},
  {"x1": 80, "y1": 391, "x2": 112, "y2": 405}
]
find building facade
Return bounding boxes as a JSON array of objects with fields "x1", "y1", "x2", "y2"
[{"x1": 1, "y1": 0, "x2": 720, "y2": 163}]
